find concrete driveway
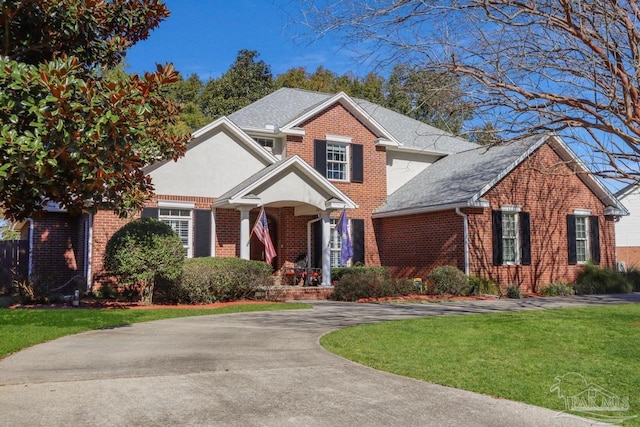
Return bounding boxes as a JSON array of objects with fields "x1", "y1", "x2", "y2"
[{"x1": 1, "y1": 294, "x2": 638, "y2": 426}]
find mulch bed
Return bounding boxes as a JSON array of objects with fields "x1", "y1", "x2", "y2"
[{"x1": 9, "y1": 300, "x2": 273, "y2": 310}]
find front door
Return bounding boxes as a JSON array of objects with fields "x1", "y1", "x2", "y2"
[{"x1": 249, "y1": 211, "x2": 278, "y2": 267}]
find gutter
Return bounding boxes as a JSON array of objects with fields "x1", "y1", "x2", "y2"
[{"x1": 455, "y1": 208, "x2": 470, "y2": 275}]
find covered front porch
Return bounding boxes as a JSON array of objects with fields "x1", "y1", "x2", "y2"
[{"x1": 213, "y1": 156, "x2": 357, "y2": 286}]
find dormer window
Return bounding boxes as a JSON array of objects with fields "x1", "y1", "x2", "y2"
[{"x1": 253, "y1": 137, "x2": 274, "y2": 148}]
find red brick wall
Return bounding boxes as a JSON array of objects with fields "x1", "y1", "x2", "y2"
[
  {"x1": 31, "y1": 213, "x2": 83, "y2": 288},
  {"x1": 467, "y1": 143, "x2": 616, "y2": 292},
  {"x1": 288, "y1": 103, "x2": 388, "y2": 265},
  {"x1": 90, "y1": 210, "x2": 137, "y2": 286},
  {"x1": 374, "y1": 210, "x2": 465, "y2": 279},
  {"x1": 374, "y1": 143, "x2": 616, "y2": 293},
  {"x1": 615, "y1": 247, "x2": 640, "y2": 269}
]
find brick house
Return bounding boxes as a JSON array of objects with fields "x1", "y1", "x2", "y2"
[
  {"x1": 615, "y1": 184, "x2": 640, "y2": 269},
  {"x1": 25, "y1": 88, "x2": 627, "y2": 293}
]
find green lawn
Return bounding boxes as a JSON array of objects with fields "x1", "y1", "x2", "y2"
[
  {"x1": 321, "y1": 304, "x2": 640, "y2": 425},
  {"x1": 0, "y1": 303, "x2": 310, "y2": 358}
]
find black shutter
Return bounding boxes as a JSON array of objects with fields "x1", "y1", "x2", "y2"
[
  {"x1": 351, "y1": 144, "x2": 363, "y2": 183},
  {"x1": 352, "y1": 219, "x2": 365, "y2": 265},
  {"x1": 193, "y1": 209, "x2": 212, "y2": 258},
  {"x1": 313, "y1": 220, "x2": 322, "y2": 269},
  {"x1": 567, "y1": 214, "x2": 577, "y2": 265},
  {"x1": 520, "y1": 212, "x2": 531, "y2": 266},
  {"x1": 314, "y1": 139, "x2": 327, "y2": 177},
  {"x1": 492, "y1": 210, "x2": 503, "y2": 266},
  {"x1": 590, "y1": 215, "x2": 600, "y2": 264},
  {"x1": 141, "y1": 207, "x2": 158, "y2": 218}
]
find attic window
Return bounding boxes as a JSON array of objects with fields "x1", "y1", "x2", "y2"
[{"x1": 253, "y1": 137, "x2": 274, "y2": 148}]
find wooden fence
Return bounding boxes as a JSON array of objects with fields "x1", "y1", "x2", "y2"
[{"x1": 0, "y1": 240, "x2": 29, "y2": 289}]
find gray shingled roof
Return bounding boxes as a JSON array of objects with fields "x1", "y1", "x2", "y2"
[
  {"x1": 228, "y1": 88, "x2": 478, "y2": 154},
  {"x1": 375, "y1": 135, "x2": 545, "y2": 214}
]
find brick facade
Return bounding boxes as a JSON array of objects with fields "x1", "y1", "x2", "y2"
[
  {"x1": 375, "y1": 143, "x2": 617, "y2": 293},
  {"x1": 27, "y1": 97, "x2": 620, "y2": 296},
  {"x1": 30, "y1": 212, "x2": 86, "y2": 288},
  {"x1": 616, "y1": 247, "x2": 640, "y2": 269},
  {"x1": 291, "y1": 103, "x2": 387, "y2": 265}
]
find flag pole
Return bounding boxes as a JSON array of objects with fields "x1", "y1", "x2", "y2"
[{"x1": 249, "y1": 207, "x2": 264, "y2": 239}]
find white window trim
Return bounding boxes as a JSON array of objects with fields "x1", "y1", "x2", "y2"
[
  {"x1": 500, "y1": 204, "x2": 522, "y2": 213},
  {"x1": 158, "y1": 207, "x2": 193, "y2": 258},
  {"x1": 326, "y1": 141, "x2": 350, "y2": 182},
  {"x1": 574, "y1": 215, "x2": 590, "y2": 264},
  {"x1": 501, "y1": 211, "x2": 520, "y2": 265},
  {"x1": 325, "y1": 134, "x2": 352, "y2": 144},
  {"x1": 158, "y1": 201, "x2": 195, "y2": 209}
]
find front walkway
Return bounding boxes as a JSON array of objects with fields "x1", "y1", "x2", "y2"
[{"x1": 0, "y1": 294, "x2": 637, "y2": 426}]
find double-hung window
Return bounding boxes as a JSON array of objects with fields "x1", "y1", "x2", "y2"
[
  {"x1": 502, "y1": 212, "x2": 519, "y2": 264},
  {"x1": 574, "y1": 216, "x2": 589, "y2": 263},
  {"x1": 568, "y1": 212, "x2": 599, "y2": 265},
  {"x1": 159, "y1": 208, "x2": 192, "y2": 257},
  {"x1": 314, "y1": 138, "x2": 363, "y2": 183},
  {"x1": 329, "y1": 218, "x2": 342, "y2": 267},
  {"x1": 329, "y1": 217, "x2": 352, "y2": 268},
  {"x1": 492, "y1": 207, "x2": 531, "y2": 266},
  {"x1": 326, "y1": 142, "x2": 349, "y2": 181}
]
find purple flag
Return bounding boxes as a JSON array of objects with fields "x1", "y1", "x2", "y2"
[{"x1": 337, "y1": 210, "x2": 353, "y2": 266}]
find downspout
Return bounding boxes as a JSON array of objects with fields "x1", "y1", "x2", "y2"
[
  {"x1": 27, "y1": 219, "x2": 34, "y2": 278},
  {"x1": 307, "y1": 216, "x2": 322, "y2": 270},
  {"x1": 455, "y1": 207, "x2": 470, "y2": 276},
  {"x1": 85, "y1": 213, "x2": 93, "y2": 292}
]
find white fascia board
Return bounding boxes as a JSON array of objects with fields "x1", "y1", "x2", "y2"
[
  {"x1": 548, "y1": 135, "x2": 629, "y2": 216},
  {"x1": 469, "y1": 135, "x2": 549, "y2": 205},
  {"x1": 384, "y1": 144, "x2": 450, "y2": 157},
  {"x1": 372, "y1": 200, "x2": 490, "y2": 219},
  {"x1": 280, "y1": 92, "x2": 400, "y2": 145}
]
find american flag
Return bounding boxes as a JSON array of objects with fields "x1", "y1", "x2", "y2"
[{"x1": 252, "y1": 208, "x2": 277, "y2": 264}]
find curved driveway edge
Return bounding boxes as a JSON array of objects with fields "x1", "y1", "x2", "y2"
[{"x1": 1, "y1": 294, "x2": 638, "y2": 426}]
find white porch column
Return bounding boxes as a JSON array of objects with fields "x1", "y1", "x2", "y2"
[
  {"x1": 238, "y1": 207, "x2": 251, "y2": 260},
  {"x1": 321, "y1": 210, "x2": 331, "y2": 286}
]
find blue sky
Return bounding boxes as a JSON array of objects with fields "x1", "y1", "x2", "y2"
[{"x1": 126, "y1": 0, "x2": 366, "y2": 80}]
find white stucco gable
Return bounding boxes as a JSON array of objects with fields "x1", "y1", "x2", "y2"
[
  {"x1": 213, "y1": 155, "x2": 357, "y2": 215},
  {"x1": 146, "y1": 117, "x2": 277, "y2": 198}
]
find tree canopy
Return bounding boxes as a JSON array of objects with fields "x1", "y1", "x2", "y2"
[
  {"x1": 299, "y1": 0, "x2": 640, "y2": 181},
  {"x1": 170, "y1": 49, "x2": 474, "y2": 136},
  {"x1": 0, "y1": 0, "x2": 189, "y2": 221}
]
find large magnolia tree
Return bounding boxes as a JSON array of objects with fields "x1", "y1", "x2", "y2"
[
  {"x1": 300, "y1": 0, "x2": 640, "y2": 181},
  {"x1": 0, "y1": 0, "x2": 189, "y2": 221}
]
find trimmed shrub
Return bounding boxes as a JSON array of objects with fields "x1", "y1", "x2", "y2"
[
  {"x1": 573, "y1": 262, "x2": 632, "y2": 295},
  {"x1": 505, "y1": 284, "x2": 522, "y2": 299},
  {"x1": 623, "y1": 267, "x2": 640, "y2": 292},
  {"x1": 468, "y1": 276, "x2": 500, "y2": 296},
  {"x1": 166, "y1": 257, "x2": 272, "y2": 304},
  {"x1": 104, "y1": 218, "x2": 184, "y2": 305},
  {"x1": 330, "y1": 267, "x2": 414, "y2": 301},
  {"x1": 331, "y1": 266, "x2": 389, "y2": 283},
  {"x1": 540, "y1": 283, "x2": 575, "y2": 297},
  {"x1": 427, "y1": 265, "x2": 469, "y2": 296}
]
